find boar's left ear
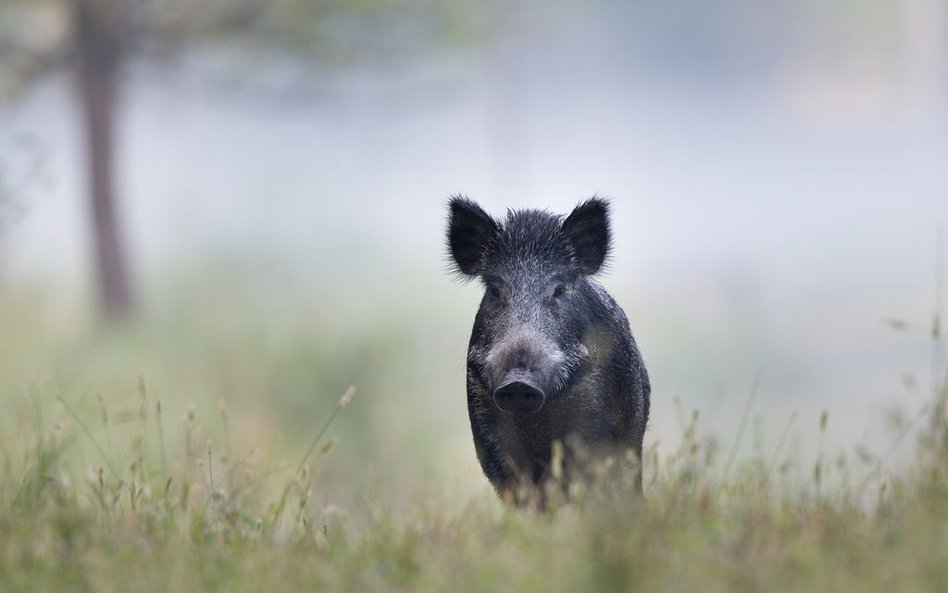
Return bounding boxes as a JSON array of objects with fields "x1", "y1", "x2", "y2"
[
  {"x1": 447, "y1": 196, "x2": 500, "y2": 277},
  {"x1": 561, "y1": 197, "x2": 612, "y2": 275}
]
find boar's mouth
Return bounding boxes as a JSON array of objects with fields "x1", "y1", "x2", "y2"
[{"x1": 493, "y1": 372, "x2": 546, "y2": 414}]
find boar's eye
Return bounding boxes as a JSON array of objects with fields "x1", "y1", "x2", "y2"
[
  {"x1": 552, "y1": 284, "x2": 566, "y2": 299},
  {"x1": 489, "y1": 285, "x2": 502, "y2": 299}
]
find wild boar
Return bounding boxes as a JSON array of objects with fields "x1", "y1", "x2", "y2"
[{"x1": 446, "y1": 196, "x2": 650, "y2": 500}]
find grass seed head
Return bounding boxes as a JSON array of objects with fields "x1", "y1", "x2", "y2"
[
  {"x1": 338, "y1": 386, "x2": 356, "y2": 409},
  {"x1": 320, "y1": 439, "x2": 335, "y2": 455}
]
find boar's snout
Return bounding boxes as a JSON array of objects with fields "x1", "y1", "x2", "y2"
[{"x1": 493, "y1": 375, "x2": 546, "y2": 414}]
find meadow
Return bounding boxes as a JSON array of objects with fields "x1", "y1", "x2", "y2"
[{"x1": 1, "y1": 272, "x2": 947, "y2": 593}]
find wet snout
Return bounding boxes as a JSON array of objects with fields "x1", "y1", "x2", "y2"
[
  {"x1": 493, "y1": 372, "x2": 546, "y2": 414},
  {"x1": 484, "y1": 329, "x2": 563, "y2": 414}
]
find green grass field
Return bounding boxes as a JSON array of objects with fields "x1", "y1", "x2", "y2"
[{"x1": 1, "y1": 280, "x2": 947, "y2": 593}]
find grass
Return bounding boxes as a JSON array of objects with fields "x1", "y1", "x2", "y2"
[{"x1": 1, "y1": 279, "x2": 947, "y2": 593}]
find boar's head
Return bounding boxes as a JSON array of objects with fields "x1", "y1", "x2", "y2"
[{"x1": 447, "y1": 197, "x2": 611, "y2": 414}]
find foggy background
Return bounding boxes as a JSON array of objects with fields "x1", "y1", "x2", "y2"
[{"x1": 1, "y1": 0, "x2": 947, "y2": 501}]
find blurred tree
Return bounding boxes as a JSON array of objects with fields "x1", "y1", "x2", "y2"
[
  {"x1": 0, "y1": 0, "x2": 476, "y2": 323},
  {"x1": 75, "y1": 0, "x2": 130, "y2": 320}
]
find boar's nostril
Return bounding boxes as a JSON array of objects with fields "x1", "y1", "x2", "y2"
[{"x1": 493, "y1": 380, "x2": 546, "y2": 414}]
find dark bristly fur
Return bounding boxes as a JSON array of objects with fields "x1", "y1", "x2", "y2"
[{"x1": 446, "y1": 196, "x2": 651, "y2": 501}]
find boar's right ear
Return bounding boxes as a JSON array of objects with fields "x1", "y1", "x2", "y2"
[
  {"x1": 447, "y1": 196, "x2": 499, "y2": 277},
  {"x1": 562, "y1": 197, "x2": 612, "y2": 275}
]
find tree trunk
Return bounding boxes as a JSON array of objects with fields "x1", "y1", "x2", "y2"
[{"x1": 74, "y1": 0, "x2": 133, "y2": 322}]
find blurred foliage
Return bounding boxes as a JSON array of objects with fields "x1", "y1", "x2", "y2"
[
  {"x1": 0, "y1": 267, "x2": 479, "y2": 506},
  {"x1": 0, "y1": 271, "x2": 946, "y2": 591},
  {"x1": 1, "y1": 302, "x2": 948, "y2": 591},
  {"x1": 0, "y1": 0, "x2": 492, "y2": 97},
  {"x1": 1, "y1": 0, "x2": 918, "y2": 95},
  {"x1": 0, "y1": 0, "x2": 500, "y2": 321}
]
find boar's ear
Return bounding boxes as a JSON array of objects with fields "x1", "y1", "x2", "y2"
[
  {"x1": 447, "y1": 196, "x2": 499, "y2": 277},
  {"x1": 562, "y1": 197, "x2": 612, "y2": 275}
]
